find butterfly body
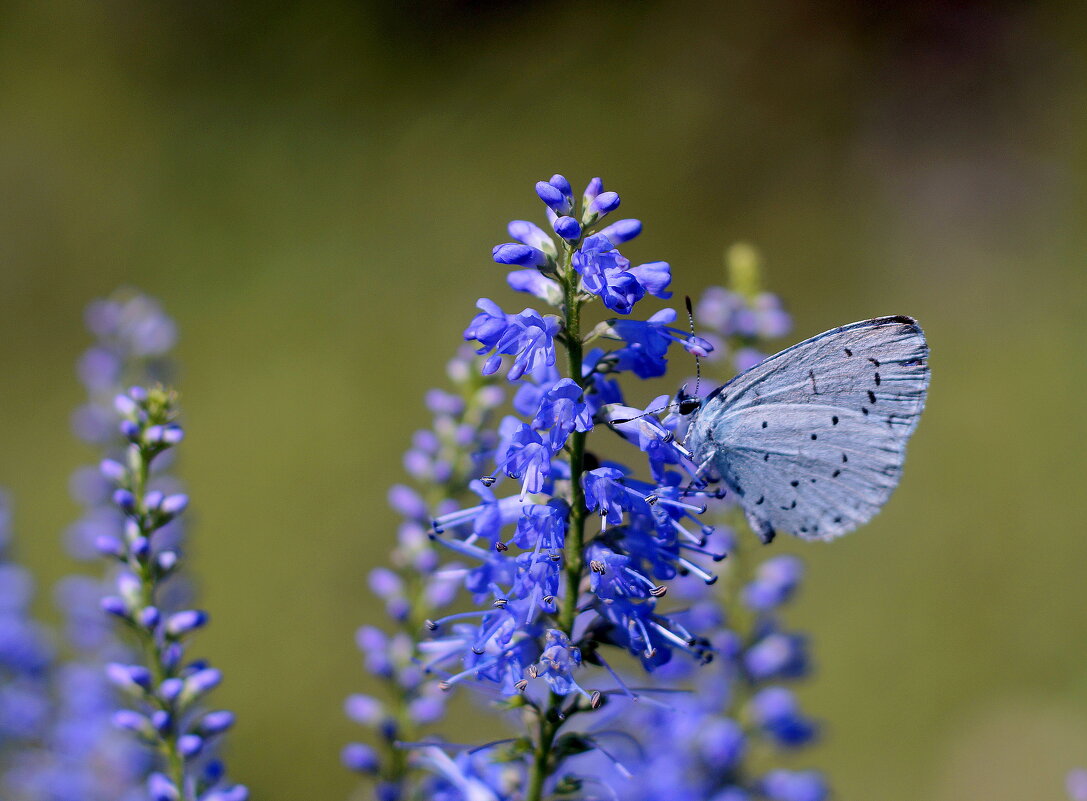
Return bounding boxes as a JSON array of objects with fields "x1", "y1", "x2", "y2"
[{"x1": 685, "y1": 316, "x2": 929, "y2": 542}]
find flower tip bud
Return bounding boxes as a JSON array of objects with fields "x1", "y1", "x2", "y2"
[
  {"x1": 178, "y1": 734, "x2": 204, "y2": 759},
  {"x1": 148, "y1": 773, "x2": 181, "y2": 801},
  {"x1": 553, "y1": 216, "x2": 582, "y2": 242},
  {"x1": 342, "y1": 743, "x2": 380, "y2": 774}
]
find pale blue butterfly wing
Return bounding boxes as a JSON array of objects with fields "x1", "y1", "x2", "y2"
[{"x1": 686, "y1": 316, "x2": 929, "y2": 542}]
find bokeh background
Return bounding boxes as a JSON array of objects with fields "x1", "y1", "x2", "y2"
[{"x1": 2, "y1": 1, "x2": 1086, "y2": 798}]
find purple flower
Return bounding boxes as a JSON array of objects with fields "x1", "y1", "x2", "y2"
[
  {"x1": 536, "y1": 175, "x2": 574, "y2": 215},
  {"x1": 465, "y1": 301, "x2": 561, "y2": 381},
  {"x1": 744, "y1": 556, "x2": 804, "y2": 611},
  {"x1": 598, "y1": 218, "x2": 642, "y2": 244},
  {"x1": 532, "y1": 630, "x2": 588, "y2": 698},
  {"x1": 495, "y1": 419, "x2": 553, "y2": 496},
  {"x1": 492, "y1": 243, "x2": 549, "y2": 268},
  {"x1": 759, "y1": 770, "x2": 828, "y2": 801},
  {"x1": 531, "y1": 378, "x2": 593, "y2": 450},
  {"x1": 508, "y1": 220, "x2": 557, "y2": 257}
]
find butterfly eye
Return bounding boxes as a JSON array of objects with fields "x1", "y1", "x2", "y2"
[{"x1": 678, "y1": 398, "x2": 701, "y2": 415}]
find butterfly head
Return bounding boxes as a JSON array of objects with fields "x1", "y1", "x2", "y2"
[{"x1": 676, "y1": 385, "x2": 702, "y2": 416}]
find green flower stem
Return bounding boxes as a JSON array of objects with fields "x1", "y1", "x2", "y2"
[
  {"x1": 125, "y1": 437, "x2": 190, "y2": 798},
  {"x1": 526, "y1": 242, "x2": 589, "y2": 801}
]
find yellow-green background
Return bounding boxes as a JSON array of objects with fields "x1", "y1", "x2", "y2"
[{"x1": 2, "y1": 1, "x2": 1086, "y2": 798}]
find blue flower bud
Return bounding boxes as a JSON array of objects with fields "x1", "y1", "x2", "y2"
[
  {"x1": 145, "y1": 490, "x2": 164, "y2": 509},
  {"x1": 759, "y1": 769, "x2": 828, "y2": 801},
  {"x1": 345, "y1": 693, "x2": 385, "y2": 726},
  {"x1": 584, "y1": 190, "x2": 621, "y2": 224},
  {"x1": 101, "y1": 595, "x2": 128, "y2": 618},
  {"x1": 201, "y1": 760, "x2": 225, "y2": 785},
  {"x1": 114, "y1": 393, "x2": 138, "y2": 417},
  {"x1": 94, "y1": 535, "x2": 124, "y2": 558},
  {"x1": 124, "y1": 517, "x2": 141, "y2": 541},
  {"x1": 138, "y1": 606, "x2": 161, "y2": 629},
  {"x1": 342, "y1": 742, "x2": 380, "y2": 774},
  {"x1": 196, "y1": 709, "x2": 236, "y2": 736},
  {"x1": 165, "y1": 609, "x2": 209, "y2": 637},
  {"x1": 492, "y1": 243, "x2": 548, "y2": 268},
  {"x1": 181, "y1": 667, "x2": 222, "y2": 704},
  {"x1": 113, "y1": 709, "x2": 153, "y2": 738},
  {"x1": 178, "y1": 734, "x2": 204, "y2": 758},
  {"x1": 148, "y1": 773, "x2": 181, "y2": 801},
  {"x1": 120, "y1": 419, "x2": 141, "y2": 440},
  {"x1": 128, "y1": 386, "x2": 149, "y2": 403},
  {"x1": 151, "y1": 708, "x2": 172, "y2": 735},
  {"x1": 160, "y1": 493, "x2": 188, "y2": 518},
  {"x1": 100, "y1": 458, "x2": 126, "y2": 482},
  {"x1": 345, "y1": 739, "x2": 384, "y2": 773},
  {"x1": 162, "y1": 641, "x2": 183, "y2": 672},
  {"x1": 131, "y1": 536, "x2": 151, "y2": 560},
  {"x1": 112, "y1": 489, "x2": 137, "y2": 513},
  {"x1": 508, "y1": 220, "x2": 557, "y2": 257},
  {"x1": 598, "y1": 218, "x2": 642, "y2": 244},
  {"x1": 117, "y1": 569, "x2": 141, "y2": 597},
  {"x1": 204, "y1": 788, "x2": 250, "y2": 801},
  {"x1": 156, "y1": 549, "x2": 179, "y2": 573},
  {"x1": 407, "y1": 695, "x2": 444, "y2": 725},
  {"x1": 744, "y1": 633, "x2": 809, "y2": 681},
  {"x1": 106, "y1": 662, "x2": 153, "y2": 693},
  {"x1": 582, "y1": 176, "x2": 603, "y2": 207},
  {"x1": 552, "y1": 216, "x2": 582, "y2": 242},
  {"x1": 535, "y1": 181, "x2": 572, "y2": 215},
  {"x1": 548, "y1": 173, "x2": 573, "y2": 199},
  {"x1": 368, "y1": 567, "x2": 402, "y2": 600},
  {"x1": 145, "y1": 424, "x2": 184, "y2": 445},
  {"x1": 159, "y1": 677, "x2": 184, "y2": 702}
]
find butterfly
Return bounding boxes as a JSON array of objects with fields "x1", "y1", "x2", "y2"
[{"x1": 683, "y1": 316, "x2": 929, "y2": 543}]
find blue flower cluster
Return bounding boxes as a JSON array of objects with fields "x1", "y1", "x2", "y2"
[
  {"x1": 97, "y1": 386, "x2": 247, "y2": 801},
  {"x1": 344, "y1": 348, "x2": 505, "y2": 800},
  {"x1": 3, "y1": 291, "x2": 181, "y2": 801},
  {"x1": 572, "y1": 274, "x2": 826, "y2": 801},
  {"x1": 695, "y1": 243, "x2": 791, "y2": 374},
  {"x1": 0, "y1": 492, "x2": 53, "y2": 772},
  {"x1": 580, "y1": 551, "x2": 827, "y2": 801},
  {"x1": 404, "y1": 175, "x2": 733, "y2": 799}
]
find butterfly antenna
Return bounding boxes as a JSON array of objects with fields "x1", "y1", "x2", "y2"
[
  {"x1": 685, "y1": 295, "x2": 702, "y2": 397},
  {"x1": 607, "y1": 401, "x2": 680, "y2": 426}
]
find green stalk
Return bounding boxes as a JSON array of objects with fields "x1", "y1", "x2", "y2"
[
  {"x1": 126, "y1": 439, "x2": 190, "y2": 797},
  {"x1": 526, "y1": 242, "x2": 588, "y2": 801}
]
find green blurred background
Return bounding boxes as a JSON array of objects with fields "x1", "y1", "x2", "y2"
[{"x1": 2, "y1": 0, "x2": 1086, "y2": 798}]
